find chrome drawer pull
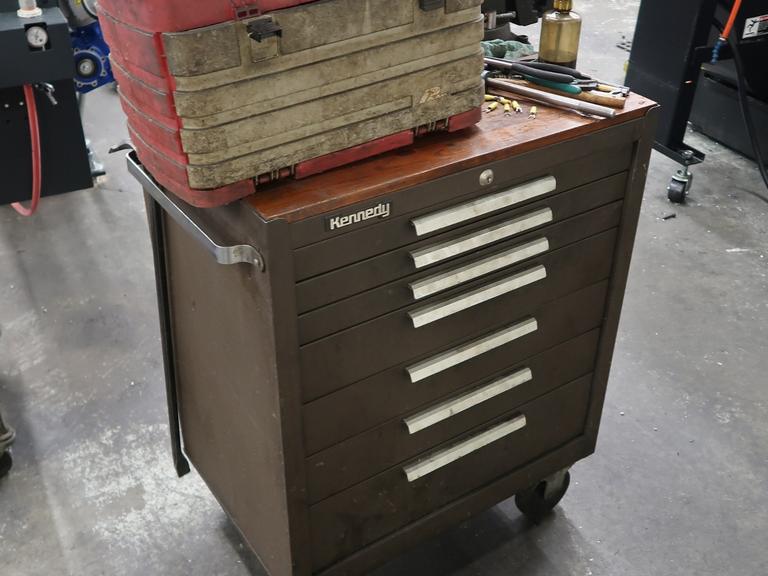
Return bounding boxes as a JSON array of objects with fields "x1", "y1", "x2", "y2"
[
  {"x1": 409, "y1": 266, "x2": 546, "y2": 328},
  {"x1": 403, "y1": 415, "x2": 527, "y2": 482},
  {"x1": 411, "y1": 175, "x2": 556, "y2": 237},
  {"x1": 410, "y1": 208, "x2": 553, "y2": 270},
  {"x1": 409, "y1": 238, "x2": 550, "y2": 300},
  {"x1": 406, "y1": 318, "x2": 538, "y2": 383},
  {"x1": 404, "y1": 368, "x2": 533, "y2": 434}
]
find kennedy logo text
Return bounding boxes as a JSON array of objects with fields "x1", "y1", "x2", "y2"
[{"x1": 327, "y1": 202, "x2": 392, "y2": 231}]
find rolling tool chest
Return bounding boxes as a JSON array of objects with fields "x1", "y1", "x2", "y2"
[
  {"x1": 100, "y1": 0, "x2": 486, "y2": 207},
  {"x1": 131, "y1": 94, "x2": 658, "y2": 576}
]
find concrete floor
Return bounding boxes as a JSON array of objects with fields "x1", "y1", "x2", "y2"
[{"x1": 2, "y1": 2, "x2": 768, "y2": 575}]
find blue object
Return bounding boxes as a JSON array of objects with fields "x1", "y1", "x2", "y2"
[
  {"x1": 711, "y1": 37, "x2": 725, "y2": 64},
  {"x1": 70, "y1": 21, "x2": 114, "y2": 94}
]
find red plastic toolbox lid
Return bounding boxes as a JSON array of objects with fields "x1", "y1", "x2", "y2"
[{"x1": 98, "y1": 0, "x2": 320, "y2": 33}]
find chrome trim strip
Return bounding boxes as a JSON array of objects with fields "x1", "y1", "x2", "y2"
[
  {"x1": 409, "y1": 238, "x2": 550, "y2": 300},
  {"x1": 410, "y1": 208, "x2": 553, "y2": 269},
  {"x1": 406, "y1": 318, "x2": 538, "y2": 383},
  {"x1": 411, "y1": 176, "x2": 556, "y2": 237},
  {"x1": 404, "y1": 368, "x2": 533, "y2": 434},
  {"x1": 403, "y1": 415, "x2": 527, "y2": 482},
  {"x1": 409, "y1": 266, "x2": 547, "y2": 328}
]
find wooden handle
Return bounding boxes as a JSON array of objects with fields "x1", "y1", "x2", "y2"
[{"x1": 509, "y1": 79, "x2": 627, "y2": 109}]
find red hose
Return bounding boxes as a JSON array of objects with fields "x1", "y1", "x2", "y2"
[
  {"x1": 721, "y1": 0, "x2": 743, "y2": 41},
  {"x1": 12, "y1": 84, "x2": 42, "y2": 217}
]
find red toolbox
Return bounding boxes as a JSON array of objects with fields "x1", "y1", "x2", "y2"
[{"x1": 99, "y1": 0, "x2": 485, "y2": 207}]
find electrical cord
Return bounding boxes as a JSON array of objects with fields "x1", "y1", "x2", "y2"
[
  {"x1": 12, "y1": 84, "x2": 42, "y2": 217},
  {"x1": 726, "y1": 31, "x2": 768, "y2": 203}
]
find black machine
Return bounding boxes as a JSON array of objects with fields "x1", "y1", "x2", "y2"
[
  {"x1": 0, "y1": 0, "x2": 92, "y2": 212},
  {"x1": 626, "y1": 0, "x2": 768, "y2": 202},
  {"x1": 481, "y1": 0, "x2": 553, "y2": 40}
]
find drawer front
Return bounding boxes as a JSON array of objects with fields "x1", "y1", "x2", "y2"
[
  {"x1": 303, "y1": 282, "x2": 608, "y2": 454},
  {"x1": 310, "y1": 375, "x2": 592, "y2": 570},
  {"x1": 307, "y1": 331, "x2": 599, "y2": 503},
  {"x1": 298, "y1": 200, "x2": 622, "y2": 343},
  {"x1": 292, "y1": 141, "x2": 634, "y2": 279},
  {"x1": 300, "y1": 230, "x2": 616, "y2": 399},
  {"x1": 296, "y1": 171, "x2": 627, "y2": 312}
]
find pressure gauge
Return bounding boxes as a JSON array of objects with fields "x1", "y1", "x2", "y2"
[{"x1": 26, "y1": 25, "x2": 48, "y2": 49}]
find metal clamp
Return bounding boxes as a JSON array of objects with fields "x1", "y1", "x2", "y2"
[{"x1": 127, "y1": 152, "x2": 264, "y2": 270}]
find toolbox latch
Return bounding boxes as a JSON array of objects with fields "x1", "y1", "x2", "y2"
[{"x1": 247, "y1": 18, "x2": 283, "y2": 43}]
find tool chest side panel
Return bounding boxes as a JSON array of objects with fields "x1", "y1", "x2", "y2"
[
  {"x1": 159, "y1": 205, "x2": 311, "y2": 576},
  {"x1": 583, "y1": 106, "x2": 660, "y2": 445}
]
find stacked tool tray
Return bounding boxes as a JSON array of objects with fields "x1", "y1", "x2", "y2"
[{"x1": 99, "y1": 0, "x2": 486, "y2": 207}]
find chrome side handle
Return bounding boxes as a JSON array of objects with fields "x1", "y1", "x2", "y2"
[
  {"x1": 411, "y1": 175, "x2": 556, "y2": 237},
  {"x1": 408, "y1": 265, "x2": 547, "y2": 328},
  {"x1": 127, "y1": 152, "x2": 264, "y2": 270},
  {"x1": 406, "y1": 318, "x2": 538, "y2": 383},
  {"x1": 403, "y1": 368, "x2": 532, "y2": 434},
  {"x1": 403, "y1": 415, "x2": 527, "y2": 482},
  {"x1": 409, "y1": 237, "x2": 550, "y2": 300},
  {"x1": 410, "y1": 208, "x2": 553, "y2": 270}
]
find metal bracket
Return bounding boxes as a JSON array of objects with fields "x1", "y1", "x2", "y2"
[{"x1": 127, "y1": 152, "x2": 265, "y2": 271}]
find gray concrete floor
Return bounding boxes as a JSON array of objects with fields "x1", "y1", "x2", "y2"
[{"x1": 2, "y1": 2, "x2": 768, "y2": 575}]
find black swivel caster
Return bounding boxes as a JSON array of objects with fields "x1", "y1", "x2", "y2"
[
  {"x1": 0, "y1": 450, "x2": 12, "y2": 478},
  {"x1": 515, "y1": 469, "x2": 571, "y2": 522},
  {"x1": 667, "y1": 167, "x2": 693, "y2": 204}
]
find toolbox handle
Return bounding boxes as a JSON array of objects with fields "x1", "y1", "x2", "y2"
[
  {"x1": 410, "y1": 208, "x2": 553, "y2": 269},
  {"x1": 127, "y1": 152, "x2": 264, "y2": 270},
  {"x1": 410, "y1": 175, "x2": 556, "y2": 237},
  {"x1": 409, "y1": 237, "x2": 549, "y2": 300},
  {"x1": 403, "y1": 368, "x2": 532, "y2": 435},
  {"x1": 409, "y1": 265, "x2": 546, "y2": 328},
  {"x1": 403, "y1": 414, "x2": 528, "y2": 482},
  {"x1": 406, "y1": 317, "x2": 538, "y2": 383}
]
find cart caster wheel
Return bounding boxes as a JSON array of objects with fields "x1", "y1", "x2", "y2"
[
  {"x1": 0, "y1": 450, "x2": 12, "y2": 479},
  {"x1": 667, "y1": 167, "x2": 693, "y2": 204},
  {"x1": 515, "y1": 469, "x2": 570, "y2": 522}
]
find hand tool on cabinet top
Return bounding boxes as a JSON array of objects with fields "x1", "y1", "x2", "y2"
[
  {"x1": 484, "y1": 57, "x2": 629, "y2": 103},
  {"x1": 485, "y1": 76, "x2": 617, "y2": 119}
]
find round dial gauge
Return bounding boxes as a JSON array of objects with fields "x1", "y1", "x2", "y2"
[{"x1": 26, "y1": 26, "x2": 48, "y2": 49}]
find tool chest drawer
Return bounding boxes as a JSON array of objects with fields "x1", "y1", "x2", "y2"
[
  {"x1": 306, "y1": 331, "x2": 599, "y2": 503},
  {"x1": 303, "y1": 281, "x2": 609, "y2": 453},
  {"x1": 300, "y1": 229, "x2": 616, "y2": 396},
  {"x1": 293, "y1": 144, "x2": 633, "y2": 283},
  {"x1": 309, "y1": 374, "x2": 592, "y2": 569},
  {"x1": 298, "y1": 199, "x2": 623, "y2": 343},
  {"x1": 295, "y1": 171, "x2": 627, "y2": 314}
]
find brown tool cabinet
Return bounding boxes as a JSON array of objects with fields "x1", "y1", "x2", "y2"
[{"x1": 130, "y1": 94, "x2": 658, "y2": 576}]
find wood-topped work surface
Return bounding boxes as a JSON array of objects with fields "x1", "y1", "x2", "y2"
[{"x1": 246, "y1": 93, "x2": 656, "y2": 223}]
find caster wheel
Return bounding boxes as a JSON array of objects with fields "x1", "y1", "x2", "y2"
[
  {"x1": 667, "y1": 167, "x2": 693, "y2": 204},
  {"x1": 515, "y1": 469, "x2": 570, "y2": 522},
  {"x1": 667, "y1": 179, "x2": 687, "y2": 204},
  {"x1": 0, "y1": 450, "x2": 12, "y2": 479}
]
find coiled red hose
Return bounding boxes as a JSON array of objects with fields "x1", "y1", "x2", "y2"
[{"x1": 12, "y1": 84, "x2": 42, "y2": 217}]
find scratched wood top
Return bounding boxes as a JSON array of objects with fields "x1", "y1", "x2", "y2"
[{"x1": 246, "y1": 92, "x2": 656, "y2": 223}]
